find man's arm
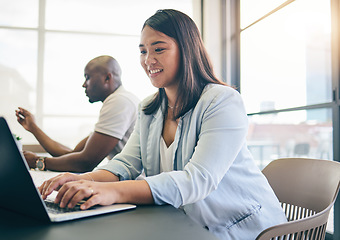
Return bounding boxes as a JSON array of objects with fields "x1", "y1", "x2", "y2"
[
  {"x1": 73, "y1": 136, "x2": 89, "y2": 152},
  {"x1": 16, "y1": 107, "x2": 74, "y2": 156},
  {"x1": 44, "y1": 132, "x2": 119, "y2": 172},
  {"x1": 25, "y1": 131, "x2": 119, "y2": 172}
]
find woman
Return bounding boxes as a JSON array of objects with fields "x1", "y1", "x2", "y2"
[{"x1": 40, "y1": 9, "x2": 287, "y2": 239}]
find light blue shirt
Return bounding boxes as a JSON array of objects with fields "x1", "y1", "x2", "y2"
[{"x1": 98, "y1": 84, "x2": 287, "y2": 240}]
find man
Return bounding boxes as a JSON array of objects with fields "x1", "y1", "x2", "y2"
[{"x1": 15, "y1": 55, "x2": 140, "y2": 172}]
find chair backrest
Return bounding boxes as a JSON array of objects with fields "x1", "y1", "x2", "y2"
[
  {"x1": 262, "y1": 158, "x2": 340, "y2": 217},
  {"x1": 256, "y1": 158, "x2": 340, "y2": 240}
]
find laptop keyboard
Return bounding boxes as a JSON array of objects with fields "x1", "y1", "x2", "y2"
[{"x1": 44, "y1": 200, "x2": 83, "y2": 214}]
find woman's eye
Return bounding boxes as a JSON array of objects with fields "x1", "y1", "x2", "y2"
[
  {"x1": 155, "y1": 48, "x2": 164, "y2": 53},
  {"x1": 140, "y1": 50, "x2": 146, "y2": 54}
]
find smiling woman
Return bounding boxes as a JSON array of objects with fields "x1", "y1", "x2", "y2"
[{"x1": 38, "y1": 9, "x2": 287, "y2": 240}]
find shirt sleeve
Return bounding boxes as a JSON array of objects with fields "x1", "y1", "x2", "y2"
[{"x1": 94, "y1": 93, "x2": 137, "y2": 140}]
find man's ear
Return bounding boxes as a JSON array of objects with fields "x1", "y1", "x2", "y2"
[{"x1": 105, "y1": 73, "x2": 113, "y2": 82}]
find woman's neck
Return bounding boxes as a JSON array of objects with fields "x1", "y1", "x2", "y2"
[{"x1": 164, "y1": 86, "x2": 178, "y2": 109}]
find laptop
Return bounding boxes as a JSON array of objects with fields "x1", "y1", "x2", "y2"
[{"x1": 0, "y1": 116, "x2": 136, "y2": 222}]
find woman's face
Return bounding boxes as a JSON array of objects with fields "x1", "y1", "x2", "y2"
[{"x1": 139, "y1": 25, "x2": 180, "y2": 90}]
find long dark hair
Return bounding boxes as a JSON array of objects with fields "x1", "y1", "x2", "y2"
[{"x1": 142, "y1": 9, "x2": 226, "y2": 119}]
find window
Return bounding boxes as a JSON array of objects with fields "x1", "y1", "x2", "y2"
[
  {"x1": 241, "y1": 0, "x2": 333, "y2": 165},
  {"x1": 241, "y1": 0, "x2": 332, "y2": 113},
  {"x1": 0, "y1": 0, "x2": 195, "y2": 147},
  {"x1": 225, "y1": 0, "x2": 339, "y2": 238},
  {"x1": 248, "y1": 109, "x2": 332, "y2": 168}
]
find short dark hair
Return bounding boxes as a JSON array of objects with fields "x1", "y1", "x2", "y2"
[{"x1": 142, "y1": 9, "x2": 226, "y2": 119}]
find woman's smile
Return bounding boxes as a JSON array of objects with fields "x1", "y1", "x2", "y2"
[
  {"x1": 149, "y1": 68, "x2": 164, "y2": 78},
  {"x1": 139, "y1": 25, "x2": 180, "y2": 90}
]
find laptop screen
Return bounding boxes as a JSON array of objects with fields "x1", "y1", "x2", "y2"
[{"x1": 0, "y1": 117, "x2": 50, "y2": 221}]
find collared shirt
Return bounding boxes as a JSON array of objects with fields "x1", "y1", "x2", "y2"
[{"x1": 98, "y1": 84, "x2": 287, "y2": 240}]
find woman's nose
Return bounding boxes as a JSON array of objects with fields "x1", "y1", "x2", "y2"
[{"x1": 144, "y1": 53, "x2": 157, "y2": 66}]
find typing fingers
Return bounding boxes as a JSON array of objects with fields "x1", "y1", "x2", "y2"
[
  {"x1": 56, "y1": 180, "x2": 94, "y2": 208},
  {"x1": 39, "y1": 172, "x2": 79, "y2": 199},
  {"x1": 38, "y1": 181, "x2": 48, "y2": 199},
  {"x1": 38, "y1": 178, "x2": 59, "y2": 199},
  {"x1": 68, "y1": 186, "x2": 95, "y2": 209},
  {"x1": 80, "y1": 194, "x2": 100, "y2": 210}
]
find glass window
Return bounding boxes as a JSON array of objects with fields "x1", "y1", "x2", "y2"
[
  {"x1": 0, "y1": 0, "x2": 38, "y2": 27},
  {"x1": 247, "y1": 108, "x2": 332, "y2": 169},
  {"x1": 240, "y1": 0, "x2": 287, "y2": 29},
  {"x1": 45, "y1": 0, "x2": 193, "y2": 35},
  {"x1": 0, "y1": 29, "x2": 37, "y2": 142},
  {"x1": 240, "y1": 0, "x2": 332, "y2": 113},
  {"x1": 0, "y1": 0, "x2": 195, "y2": 148},
  {"x1": 43, "y1": 32, "x2": 152, "y2": 115},
  {"x1": 239, "y1": 0, "x2": 336, "y2": 236},
  {"x1": 43, "y1": 117, "x2": 99, "y2": 147}
]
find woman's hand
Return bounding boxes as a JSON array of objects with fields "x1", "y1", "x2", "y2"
[
  {"x1": 39, "y1": 172, "x2": 154, "y2": 210},
  {"x1": 39, "y1": 172, "x2": 83, "y2": 200},
  {"x1": 38, "y1": 172, "x2": 120, "y2": 210},
  {"x1": 55, "y1": 180, "x2": 119, "y2": 210}
]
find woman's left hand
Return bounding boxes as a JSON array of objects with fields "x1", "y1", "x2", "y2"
[{"x1": 55, "y1": 180, "x2": 119, "y2": 210}]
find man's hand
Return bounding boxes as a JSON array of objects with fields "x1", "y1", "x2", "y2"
[
  {"x1": 15, "y1": 107, "x2": 37, "y2": 133},
  {"x1": 23, "y1": 150, "x2": 39, "y2": 168}
]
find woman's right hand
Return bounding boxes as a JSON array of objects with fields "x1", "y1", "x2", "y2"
[{"x1": 38, "y1": 172, "x2": 83, "y2": 200}]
